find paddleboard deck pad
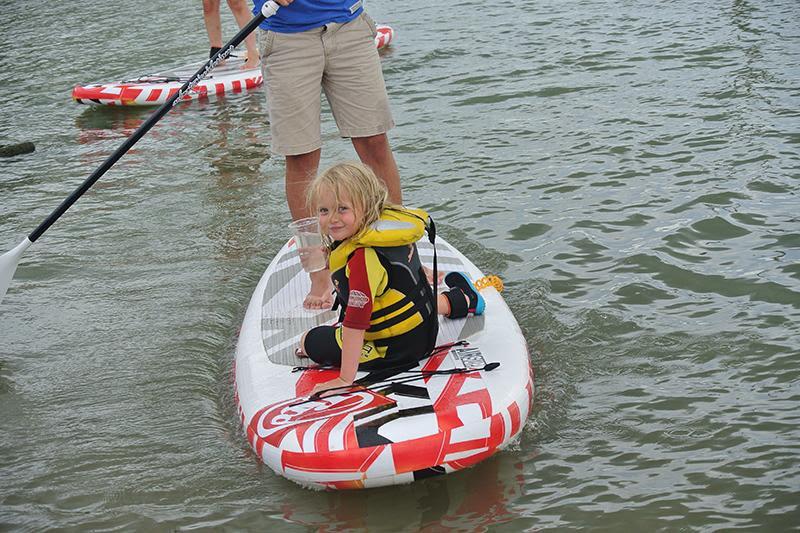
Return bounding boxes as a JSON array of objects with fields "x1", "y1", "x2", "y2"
[
  {"x1": 235, "y1": 234, "x2": 533, "y2": 489},
  {"x1": 72, "y1": 25, "x2": 395, "y2": 106}
]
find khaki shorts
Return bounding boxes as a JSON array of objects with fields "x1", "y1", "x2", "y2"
[{"x1": 258, "y1": 13, "x2": 395, "y2": 156}]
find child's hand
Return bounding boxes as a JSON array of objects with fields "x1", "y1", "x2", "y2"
[
  {"x1": 423, "y1": 265, "x2": 445, "y2": 286},
  {"x1": 310, "y1": 376, "x2": 355, "y2": 398}
]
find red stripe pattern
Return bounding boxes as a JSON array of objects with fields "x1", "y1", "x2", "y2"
[
  {"x1": 72, "y1": 25, "x2": 394, "y2": 106},
  {"x1": 243, "y1": 345, "x2": 533, "y2": 489}
]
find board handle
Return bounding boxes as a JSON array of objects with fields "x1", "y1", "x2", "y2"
[{"x1": 475, "y1": 275, "x2": 504, "y2": 292}]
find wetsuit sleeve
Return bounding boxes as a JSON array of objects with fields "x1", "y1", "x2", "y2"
[{"x1": 343, "y1": 247, "x2": 387, "y2": 330}]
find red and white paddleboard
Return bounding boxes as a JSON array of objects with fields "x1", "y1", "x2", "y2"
[
  {"x1": 235, "y1": 234, "x2": 533, "y2": 489},
  {"x1": 72, "y1": 25, "x2": 395, "y2": 106}
]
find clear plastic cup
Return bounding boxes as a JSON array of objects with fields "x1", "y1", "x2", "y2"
[{"x1": 288, "y1": 217, "x2": 327, "y2": 273}]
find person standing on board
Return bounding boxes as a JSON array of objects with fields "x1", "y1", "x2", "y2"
[
  {"x1": 252, "y1": 0, "x2": 402, "y2": 310},
  {"x1": 203, "y1": 0, "x2": 260, "y2": 69}
]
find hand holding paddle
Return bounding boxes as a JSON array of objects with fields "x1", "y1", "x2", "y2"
[{"x1": 0, "y1": 1, "x2": 281, "y2": 305}]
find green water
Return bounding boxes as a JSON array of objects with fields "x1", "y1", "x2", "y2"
[{"x1": 2, "y1": 0, "x2": 798, "y2": 530}]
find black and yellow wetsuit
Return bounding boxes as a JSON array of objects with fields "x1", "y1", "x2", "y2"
[{"x1": 302, "y1": 207, "x2": 437, "y2": 370}]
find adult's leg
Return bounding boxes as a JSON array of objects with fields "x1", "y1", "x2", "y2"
[
  {"x1": 261, "y1": 26, "x2": 328, "y2": 308},
  {"x1": 202, "y1": 0, "x2": 223, "y2": 49},
  {"x1": 226, "y1": 0, "x2": 260, "y2": 69},
  {"x1": 351, "y1": 133, "x2": 402, "y2": 204},
  {"x1": 286, "y1": 149, "x2": 333, "y2": 310},
  {"x1": 322, "y1": 14, "x2": 401, "y2": 202},
  {"x1": 285, "y1": 149, "x2": 320, "y2": 220}
]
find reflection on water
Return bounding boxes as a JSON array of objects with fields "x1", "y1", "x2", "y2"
[
  {"x1": 250, "y1": 452, "x2": 532, "y2": 531},
  {"x1": 2, "y1": 0, "x2": 800, "y2": 530},
  {"x1": 200, "y1": 96, "x2": 272, "y2": 263},
  {"x1": 74, "y1": 106, "x2": 147, "y2": 141},
  {"x1": 73, "y1": 107, "x2": 149, "y2": 166}
]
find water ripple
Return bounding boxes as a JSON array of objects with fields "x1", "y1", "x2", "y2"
[{"x1": 2, "y1": 0, "x2": 800, "y2": 530}]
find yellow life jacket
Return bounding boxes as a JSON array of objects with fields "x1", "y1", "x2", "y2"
[
  {"x1": 329, "y1": 207, "x2": 437, "y2": 356},
  {"x1": 328, "y1": 207, "x2": 429, "y2": 271}
]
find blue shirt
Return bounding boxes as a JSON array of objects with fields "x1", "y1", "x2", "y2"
[{"x1": 253, "y1": 0, "x2": 363, "y2": 33}]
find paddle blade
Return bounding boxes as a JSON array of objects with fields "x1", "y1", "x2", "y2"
[{"x1": 0, "y1": 238, "x2": 32, "y2": 304}]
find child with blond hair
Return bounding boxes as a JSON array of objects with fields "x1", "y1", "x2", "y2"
[{"x1": 298, "y1": 161, "x2": 485, "y2": 395}]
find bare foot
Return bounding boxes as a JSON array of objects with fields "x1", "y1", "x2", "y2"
[
  {"x1": 304, "y1": 269, "x2": 334, "y2": 310},
  {"x1": 242, "y1": 54, "x2": 260, "y2": 70}
]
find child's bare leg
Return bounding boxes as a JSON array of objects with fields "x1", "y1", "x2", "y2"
[{"x1": 296, "y1": 331, "x2": 309, "y2": 358}]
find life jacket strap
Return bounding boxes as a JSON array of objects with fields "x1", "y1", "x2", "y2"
[
  {"x1": 368, "y1": 282, "x2": 434, "y2": 333},
  {"x1": 370, "y1": 294, "x2": 413, "y2": 320},
  {"x1": 425, "y1": 217, "x2": 439, "y2": 356}
]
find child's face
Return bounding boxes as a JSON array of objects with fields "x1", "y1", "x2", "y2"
[{"x1": 316, "y1": 187, "x2": 361, "y2": 242}]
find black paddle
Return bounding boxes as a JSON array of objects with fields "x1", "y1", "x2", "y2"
[
  {"x1": 0, "y1": 1, "x2": 280, "y2": 305},
  {"x1": 294, "y1": 362, "x2": 502, "y2": 405}
]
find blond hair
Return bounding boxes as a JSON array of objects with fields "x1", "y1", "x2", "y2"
[{"x1": 307, "y1": 161, "x2": 392, "y2": 244}]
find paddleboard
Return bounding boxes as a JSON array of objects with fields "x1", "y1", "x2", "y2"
[
  {"x1": 72, "y1": 25, "x2": 395, "y2": 106},
  {"x1": 235, "y1": 233, "x2": 533, "y2": 489}
]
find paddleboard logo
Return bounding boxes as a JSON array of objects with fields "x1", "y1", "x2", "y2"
[
  {"x1": 174, "y1": 45, "x2": 233, "y2": 105},
  {"x1": 254, "y1": 392, "x2": 394, "y2": 449},
  {"x1": 348, "y1": 290, "x2": 369, "y2": 309},
  {"x1": 451, "y1": 346, "x2": 487, "y2": 370}
]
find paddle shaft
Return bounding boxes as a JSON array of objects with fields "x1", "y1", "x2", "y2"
[
  {"x1": 28, "y1": 3, "x2": 277, "y2": 243},
  {"x1": 300, "y1": 362, "x2": 502, "y2": 404}
]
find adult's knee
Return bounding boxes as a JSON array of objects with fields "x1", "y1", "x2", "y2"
[
  {"x1": 286, "y1": 152, "x2": 317, "y2": 164},
  {"x1": 285, "y1": 150, "x2": 321, "y2": 174},
  {"x1": 203, "y1": 0, "x2": 220, "y2": 15},
  {"x1": 353, "y1": 133, "x2": 389, "y2": 152}
]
